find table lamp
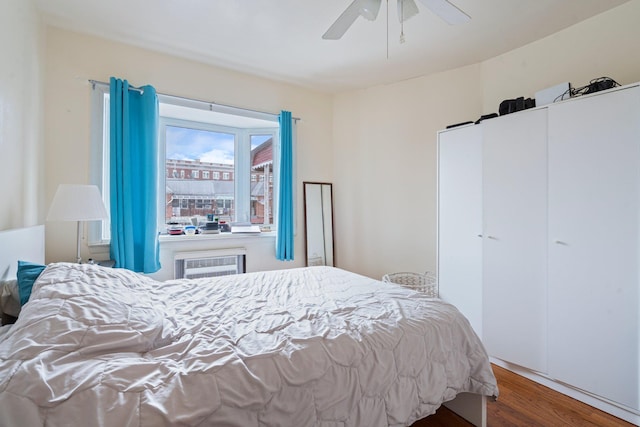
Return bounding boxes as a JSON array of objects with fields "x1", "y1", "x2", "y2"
[{"x1": 47, "y1": 184, "x2": 109, "y2": 263}]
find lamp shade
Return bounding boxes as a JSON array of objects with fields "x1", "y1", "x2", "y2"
[{"x1": 47, "y1": 184, "x2": 109, "y2": 222}]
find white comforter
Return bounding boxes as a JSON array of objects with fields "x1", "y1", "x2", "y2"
[{"x1": 0, "y1": 263, "x2": 497, "y2": 427}]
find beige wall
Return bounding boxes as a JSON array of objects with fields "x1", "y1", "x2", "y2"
[
  {"x1": 333, "y1": 65, "x2": 482, "y2": 279},
  {"x1": 0, "y1": 0, "x2": 45, "y2": 231},
  {"x1": 333, "y1": 0, "x2": 640, "y2": 279},
  {"x1": 43, "y1": 27, "x2": 333, "y2": 274}
]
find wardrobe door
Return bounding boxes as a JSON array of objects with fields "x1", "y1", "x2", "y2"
[
  {"x1": 547, "y1": 86, "x2": 640, "y2": 411},
  {"x1": 481, "y1": 109, "x2": 548, "y2": 373},
  {"x1": 437, "y1": 125, "x2": 483, "y2": 337}
]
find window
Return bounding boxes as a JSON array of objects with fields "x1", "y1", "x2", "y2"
[
  {"x1": 160, "y1": 114, "x2": 279, "y2": 230},
  {"x1": 90, "y1": 84, "x2": 284, "y2": 243},
  {"x1": 163, "y1": 121, "x2": 237, "y2": 223}
]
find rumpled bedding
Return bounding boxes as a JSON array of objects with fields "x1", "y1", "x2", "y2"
[{"x1": 0, "y1": 263, "x2": 498, "y2": 426}]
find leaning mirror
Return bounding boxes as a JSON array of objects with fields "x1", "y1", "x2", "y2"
[{"x1": 303, "y1": 182, "x2": 335, "y2": 267}]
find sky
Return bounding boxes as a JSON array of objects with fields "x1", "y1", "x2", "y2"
[{"x1": 166, "y1": 126, "x2": 272, "y2": 164}]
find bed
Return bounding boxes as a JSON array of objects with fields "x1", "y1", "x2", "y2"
[{"x1": 0, "y1": 227, "x2": 498, "y2": 427}]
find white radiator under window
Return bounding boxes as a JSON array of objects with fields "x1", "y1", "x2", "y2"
[{"x1": 174, "y1": 248, "x2": 246, "y2": 279}]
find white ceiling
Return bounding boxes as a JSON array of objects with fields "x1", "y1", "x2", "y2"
[{"x1": 35, "y1": 0, "x2": 629, "y2": 93}]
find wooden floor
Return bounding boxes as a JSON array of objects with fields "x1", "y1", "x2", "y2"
[{"x1": 413, "y1": 364, "x2": 635, "y2": 427}]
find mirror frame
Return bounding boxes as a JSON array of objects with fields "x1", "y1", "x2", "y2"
[{"x1": 303, "y1": 182, "x2": 335, "y2": 267}]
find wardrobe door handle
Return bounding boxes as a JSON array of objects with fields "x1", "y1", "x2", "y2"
[{"x1": 554, "y1": 240, "x2": 568, "y2": 246}]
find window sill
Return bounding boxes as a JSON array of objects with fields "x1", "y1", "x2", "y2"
[
  {"x1": 158, "y1": 231, "x2": 276, "y2": 244},
  {"x1": 89, "y1": 231, "x2": 277, "y2": 249}
]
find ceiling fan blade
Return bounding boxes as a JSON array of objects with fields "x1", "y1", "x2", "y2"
[
  {"x1": 397, "y1": 0, "x2": 419, "y2": 23},
  {"x1": 323, "y1": 0, "x2": 364, "y2": 40},
  {"x1": 417, "y1": 0, "x2": 470, "y2": 25}
]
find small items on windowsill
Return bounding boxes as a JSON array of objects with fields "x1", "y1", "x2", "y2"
[{"x1": 165, "y1": 218, "x2": 274, "y2": 236}]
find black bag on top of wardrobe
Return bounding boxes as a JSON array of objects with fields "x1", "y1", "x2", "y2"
[{"x1": 498, "y1": 97, "x2": 535, "y2": 116}]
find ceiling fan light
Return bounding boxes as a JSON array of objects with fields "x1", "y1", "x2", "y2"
[{"x1": 359, "y1": 0, "x2": 382, "y2": 21}]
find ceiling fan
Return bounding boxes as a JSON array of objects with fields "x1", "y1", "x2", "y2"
[{"x1": 322, "y1": 0, "x2": 470, "y2": 40}]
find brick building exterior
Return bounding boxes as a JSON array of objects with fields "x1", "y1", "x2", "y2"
[{"x1": 165, "y1": 138, "x2": 273, "y2": 225}]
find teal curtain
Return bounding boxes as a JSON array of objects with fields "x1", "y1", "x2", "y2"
[
  {"x1": 276, "y1": 111, "x2": 294, "y2": 261},
  {"x1": 109, "y1": 77, "x2": 161, "y2": 273}
]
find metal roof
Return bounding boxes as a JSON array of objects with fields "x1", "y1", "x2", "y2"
[
  {"x1": 167, "y1": 179, "x2": 270, "y2": 199},
  {"x1": 166, "y1": 179, "x2": 234, "y2": 197}
]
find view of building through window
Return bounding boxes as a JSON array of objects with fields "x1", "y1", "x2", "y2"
[{"x1": 164, "y1": 124, "x2": 273, "y2": 228}]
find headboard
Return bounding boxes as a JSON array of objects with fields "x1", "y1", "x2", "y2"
[{"x1": 0, "y1": 225, "x2": 45, "y2": 281}]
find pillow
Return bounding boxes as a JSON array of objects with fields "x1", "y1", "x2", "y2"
[{"x1": 16, "y1": 260, "x2": 46, "y2": 306}]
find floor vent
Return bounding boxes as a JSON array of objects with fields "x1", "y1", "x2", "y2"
[{"x1": 174, "y1": 248, "x2": 246, "y2": 279}]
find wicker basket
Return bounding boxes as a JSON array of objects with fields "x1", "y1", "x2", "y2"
[{"x1": 382, "y1": 271, "x2": 438, "y2": 297}]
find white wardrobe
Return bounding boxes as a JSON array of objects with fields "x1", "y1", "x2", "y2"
[{"x1": 437, "y1": 83, "x2": 640, "y2": 423}]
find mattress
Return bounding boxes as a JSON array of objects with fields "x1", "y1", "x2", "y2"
[{"x1": 0, "y1": 263, "x2": 498, "y2": 426}]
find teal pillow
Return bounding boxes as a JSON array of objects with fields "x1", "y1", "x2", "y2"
[{"x1": 17, "y1": 260, "x2": 46, "y2": 306}]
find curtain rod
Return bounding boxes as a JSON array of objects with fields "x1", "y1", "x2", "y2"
[{"x1": 88, "y1": 79, "x2": 300, "y2": 122}]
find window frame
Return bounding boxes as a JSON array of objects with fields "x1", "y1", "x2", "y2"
[
  {"x1": 90, "y1": 85, "x2": 285, "y2": 245},
  {"x1": 89, "y1": 84, "x2": 111, "y2": 244},
  {"x1": 159, "y1": 117, "x2": 279, "y2": 229}
]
